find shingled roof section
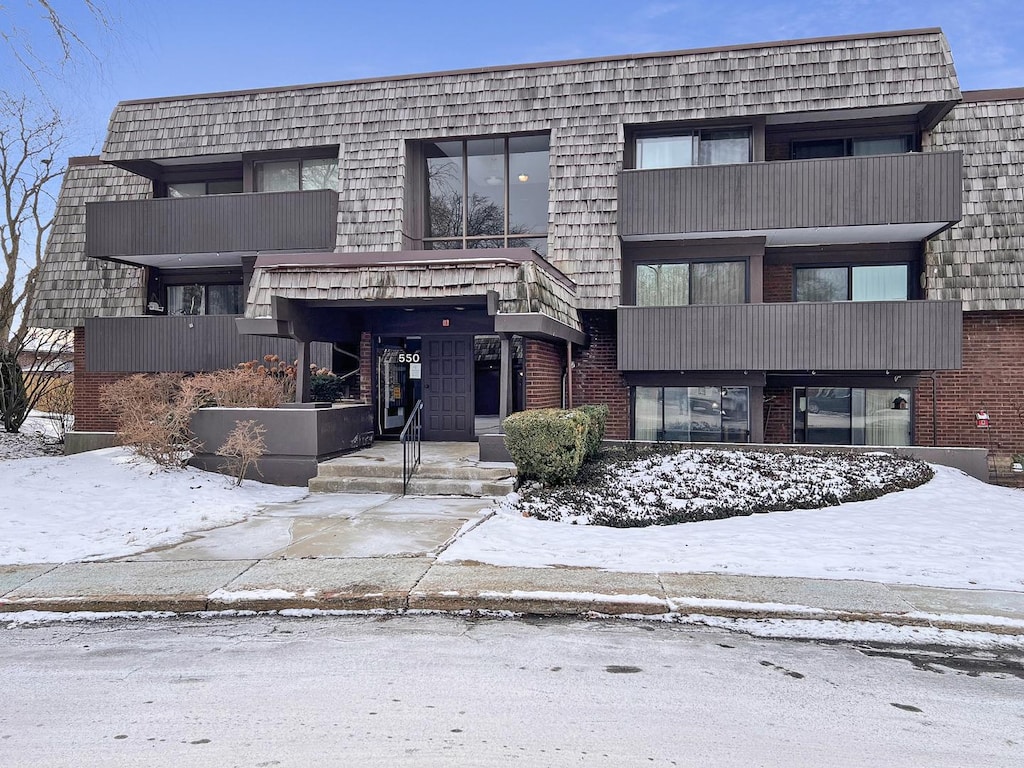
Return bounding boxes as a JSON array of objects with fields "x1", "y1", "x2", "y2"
[
  {"x1": 926, "y1": 91, "x2": 1024, "y2": 311},
  {"x1": 31, "y1": 158, "x2": 151, "y2": 328},
  {"x1": 247, "y1": 258, "x2": 581, "y2": 333},
  {"x1": 99, "y1": 29, "x2": 960, "y2": 310}
]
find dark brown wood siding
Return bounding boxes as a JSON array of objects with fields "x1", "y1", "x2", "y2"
[
  {"x1": 617, "y1": 300, "x2": 962, "y2": 371},
  {"x1": 85, "y1": 315, "x2": 332, "y2": 372},
  {"x1": 618, "y1": 152, "x2": 962, "y2": 237},
  {"x1": 86, "y1": 190, "x2": 338, "y2": 259}
]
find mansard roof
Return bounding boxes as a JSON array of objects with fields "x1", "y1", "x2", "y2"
[
  {"x1": 32, "y1": 158, "x2": 150, "y2": 328},
  {"x1": 101, "y1": 28, "x2": 959, "y2": 163},
  {"x1": 927, "y1": 89, "x2": 1024, "y2": 311}
]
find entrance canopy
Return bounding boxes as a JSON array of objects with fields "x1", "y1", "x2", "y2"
[{"x1": 238, "y1": 248, "x2": 584, "y2": 345}]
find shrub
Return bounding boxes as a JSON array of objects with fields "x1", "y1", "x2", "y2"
[
  {"x1": 503, "y1": 408, "x2": 591, "y2": 486},
  {"x1": 0, "y1": 352, "x2": 29, "y2": 433},
  {"x1": 103, "y1": 374, "x2": 199, "y2": 467},
  {"x1": 311, "y1": 372, "x2": 345, "y2": 402},
  {"x1": 216, "y1": 419, "x2": 267, "y2": 486},
  {"x1": 30, "y1": 376, "x2": 74, "y2": 443},
  {"x1": 576, "y1": 404, "x2": 608, "y2": 459},
  {"x1": 183, "y1": 368, "x2": 291, "y2": 408}
]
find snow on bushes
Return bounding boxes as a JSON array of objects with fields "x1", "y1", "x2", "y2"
[{"x1": 510, "y1": 445, "x2": 934, "y2": 527}]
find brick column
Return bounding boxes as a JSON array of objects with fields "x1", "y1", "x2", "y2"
[{"x1": 570, "y1": 310, "x2": 630, "y2": 439}]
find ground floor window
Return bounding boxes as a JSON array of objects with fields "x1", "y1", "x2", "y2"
[
  {"x1": 793, "y1": 387, "x2": 911, "y2": 445},
  {"x1": 633, "y1": 386, "x2": 750, "y2": 443}
]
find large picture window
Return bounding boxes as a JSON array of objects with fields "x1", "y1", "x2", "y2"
[
  {"x1": 795, "y1": 264, "x2": 909, "y2": 302},
  {"x1": 255, "y1": 157, "x2": 338, "y2": 192},
  {"x1": 793, "y1": 387, "x2": 911, "y2": 446},
  {"x1": 635, "y1": 128, "x2": 751, "y2": 169},
  {"x1": 166, "y1": 283, "x2": 244, "y2": 316},
  {"x1": 635, "y1": 261, "x2": 746, "y2": 306},
  {"x1": 424, "y1": 134, "x2": 549, "y2": 255},
  {"x1": 634, "y1": 386, "x2": 750, "y2": 443},
  {"x1": 791, "y1": 135, "x2": 913, "y2": 160},
  {"x1": 166, "y1": 180, "x2": 242, "y2": 197}
]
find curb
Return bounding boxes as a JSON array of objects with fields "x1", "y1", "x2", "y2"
[{"x1": 4, "y1": 591, "x2": 1024, "y2": 638}]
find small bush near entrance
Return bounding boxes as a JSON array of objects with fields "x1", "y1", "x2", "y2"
[
  {"x1": 216, "y1": 419, "x2": 267, "y2": 486},
  {"x1": 103, "y1": 374, "x2": 199, "y2": 467},
  {"x1": 311, "y1": 372, "x2": 345, "y2": 402},
  {"x1": 503, "y1": 407, "x2": 595, "y2": 486},
  {"x1": 183, "y1": 368, "x2": 291, "y2": 408},
  {"x1": 576, "y1": 404, "x2": 609, "y2": 459},
  {"x1": 509, "y1": 444, "x2": 934, "y2": 527}
]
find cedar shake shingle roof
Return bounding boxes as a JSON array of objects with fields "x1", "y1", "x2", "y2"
[
  {"x1": 926, "y1": 91, "x2": 1024, "y2": 311},
  {"x1": 247, "y1": 258, "x2": 581, "y2": 332},
  {"x1": 31, "y1": 158, "x2": 151, "y2": 328},
  {"x1": 98, "y1": 29, "x2": 960, "y2": 310}
]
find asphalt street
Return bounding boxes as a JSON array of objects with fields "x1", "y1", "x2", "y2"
[{"x1": 2, "y1": 614, "x2": 1022, "y2": 767}]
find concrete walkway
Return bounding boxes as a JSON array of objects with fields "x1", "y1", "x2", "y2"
[{"x1": 2, "y1": 491, "x2": 1023, "y2": 637}]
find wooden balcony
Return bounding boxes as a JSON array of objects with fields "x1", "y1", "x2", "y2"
[
  {"x1": 619, "y1": 152, "x2": 962, "y2": 241},
  {"x1": 84, "y1": 315, "x2": 331, "y2": 372},
  {"x1": 86, "y1": 189, "x2": 338, "y2": 261},
  {"x1": 617, "y1": 300, "x2": 962, "y2": 372}
]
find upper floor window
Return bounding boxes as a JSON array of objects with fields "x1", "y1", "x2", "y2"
[
  {"x1": 424, "y1": 134, "x2": 549, "y2": 255},
  {"x1": 635, "y1": 261, "x2": 746, "y2": 306},
  {"x1": 166, "y1": 283, "x2": 244, "y2": 316},
  {"x1": 795, "y1": 264, "x2": 909, "y2": 302},
  {"x1": 791, "y1": 135, "x2": 913, "y2": 160},
  {"x1": 167, "y1": 180, "x2": 243, "y2": 197},
  {"x1": 255, "y1": 157, "x2": 338, "y2": 192},
  {"x1": 635, "y1": 128, "x2": 751, "y2": 169}
]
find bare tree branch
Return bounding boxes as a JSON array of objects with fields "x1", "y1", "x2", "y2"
[
  {"x1": 0, "y1": 92, "x2": 64, "y2": 347},
  {"x1": 1, "y1": 0, "x2": 115, "y2": 87}
]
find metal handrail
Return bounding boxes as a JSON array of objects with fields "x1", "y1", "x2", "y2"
[{"x1": 399, "y1": 400, "x2": 423, "y2": 495}]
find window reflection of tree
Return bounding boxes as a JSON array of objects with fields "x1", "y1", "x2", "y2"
[
  {"x1": 636, "y1": 264, "x2": 689, "y2": 305},
  {"x1": 427, "y1": 150, "x2": 539, "y2": 246}
]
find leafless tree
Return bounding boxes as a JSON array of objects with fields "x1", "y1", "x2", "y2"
[
  {"x1": 1, "y1": 94, "x2": 64, "y2": 347},
  {"x1": 1, "y1": 326, "x2": 72, "y2": 432},
  {"x1": 2, "y1": 0, "x2": 114, "y2": 87}
]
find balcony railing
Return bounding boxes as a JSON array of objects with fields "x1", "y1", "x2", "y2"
[
  {"x1": 86, "y1": 189, "x2": 338, "y2": 260},
  {"x1": 85, "y1": 315, "x2": 331, "y2": 372},
  {"x1": 618, "y1": 151, "x2": 962, "y2": 238},
  {"x1": 617, "y1": 300, "x2": 962, "y2": 372}
]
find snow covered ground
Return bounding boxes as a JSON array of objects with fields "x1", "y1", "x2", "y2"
[
  {"x1": 2, "y1": 424, "x2": 1022, "y2": 593},
  {"x1": 442, "y1": 464, "x2": 1024, "y2": 591},
  {"x1": 0, "y1": 446, "x2": 305, "y2": 564}
]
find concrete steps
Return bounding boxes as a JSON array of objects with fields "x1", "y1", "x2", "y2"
[
  {"x1": 308, "y1": 442, "x2": 517, "y2": 497},
  {"x1": 308, "y1": 475, "x2": 515, "y2": 496}
]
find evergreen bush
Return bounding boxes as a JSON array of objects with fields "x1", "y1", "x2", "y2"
[
  {"x1": 503, "y1": 407, "x2": 592, "y2": 486},
  {"x1": 576, "y1": 404, "x2": 608, "y2": 458}
]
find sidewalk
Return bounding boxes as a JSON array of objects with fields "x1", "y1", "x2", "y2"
[{"x1": 4, "y1": 556, "x2": 1024, "y2": 637}]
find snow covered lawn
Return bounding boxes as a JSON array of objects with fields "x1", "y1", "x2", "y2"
[
  {"x1": 0, "y1": 447, "x2": 306, "y2": 564},
  {"x1": 441, "y1": 464, "x2": 1024, "y2": 591}
]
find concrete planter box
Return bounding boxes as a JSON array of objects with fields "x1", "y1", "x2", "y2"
[{"x1": 189, "y1": 403, "x2": 374, "y2": 486}]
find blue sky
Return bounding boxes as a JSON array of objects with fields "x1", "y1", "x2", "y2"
[{"x1": 3, "y1": 0, "x2": 1023, "y2": 157}]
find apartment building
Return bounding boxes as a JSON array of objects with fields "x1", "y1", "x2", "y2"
[{"x1": 30, "y1": 28, "x2": 1024, "y2": 463}]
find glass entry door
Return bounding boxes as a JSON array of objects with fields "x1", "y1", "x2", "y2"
[{"x1": 376, "y1": 338, "x2": 422, "y2": 437}]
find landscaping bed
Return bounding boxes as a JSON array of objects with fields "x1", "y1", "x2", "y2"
[{"x1": 510, "y1": 445, "x2": 934, "y2": 527}]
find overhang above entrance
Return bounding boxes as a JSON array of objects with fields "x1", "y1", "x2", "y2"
[{"x1": 240, "y1": 248, "x2": 583, "y2": 343}]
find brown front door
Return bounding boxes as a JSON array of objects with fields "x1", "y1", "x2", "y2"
[{"x1": 422, "y1": 335, "x2": 474, "y2": 441}]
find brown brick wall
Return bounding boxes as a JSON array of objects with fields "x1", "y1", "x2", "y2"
[
  {"x1": 571, "y1": 310, "x2": 631, "y2": 439},
  {"x1": 359, "y1": 331, "x2": 372, "y2": 404},
  {"x1": 914, "y1": 311, "x2": 1024, "y2": 460},
  {"x1": 763, "y1": 386, "x2": 793, "y2": 443},
  {"x1": 73, "y1": 326, "x2": 133, "y2": 432},
  {"x1": 524, "y1": 339, "x2": 564, "y2": 410},
  {"x1": 763, "y1": 263, "x2": 793, "y2": 303}
]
